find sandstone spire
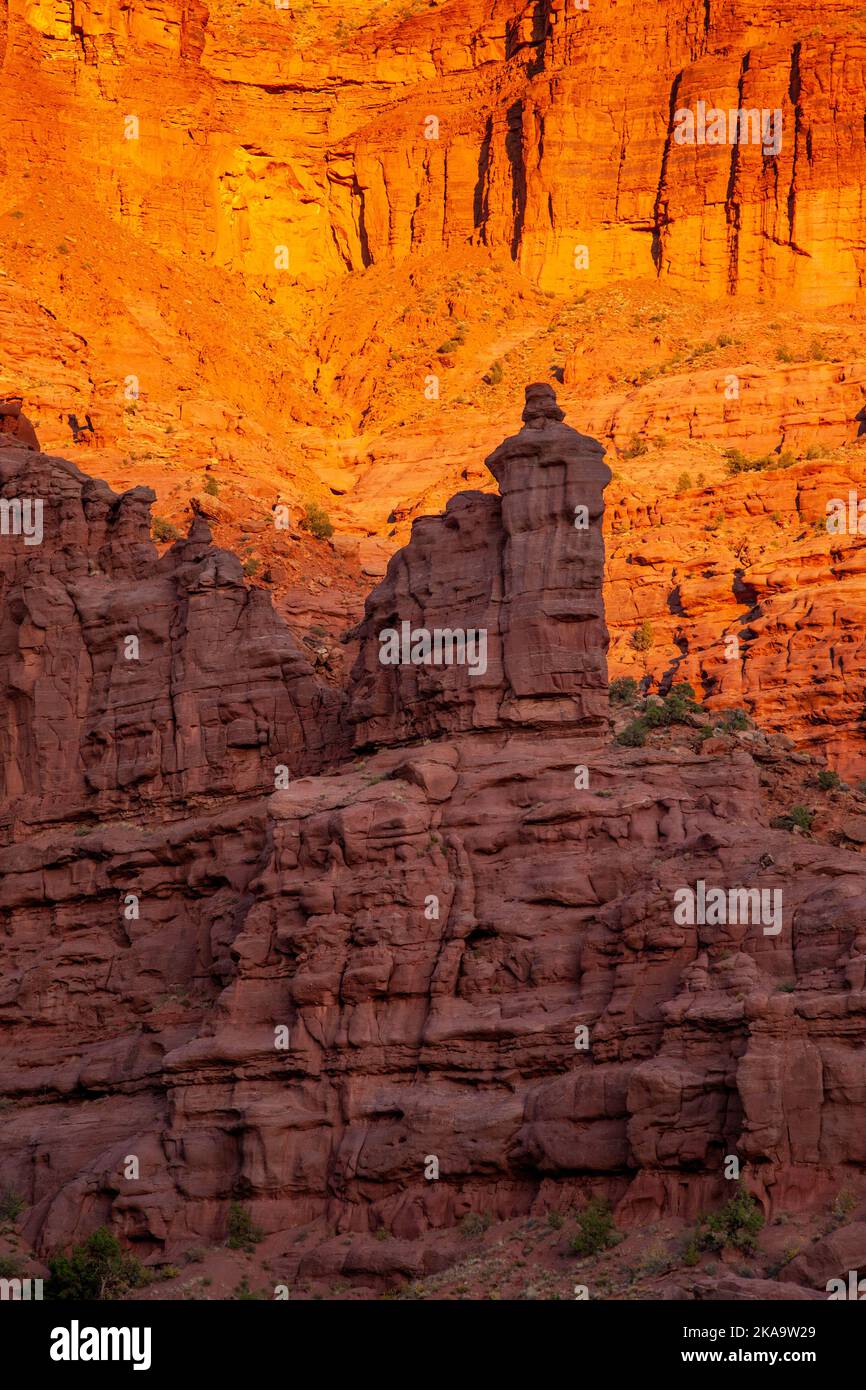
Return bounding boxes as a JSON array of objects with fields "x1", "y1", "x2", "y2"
[{"x1": 347, "y1": 387, "x2": 612, "y2": 744}]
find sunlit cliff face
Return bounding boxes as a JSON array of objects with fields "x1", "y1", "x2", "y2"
[{"x1": 2, "y1": 0, "x2": 866, "y2": 766}]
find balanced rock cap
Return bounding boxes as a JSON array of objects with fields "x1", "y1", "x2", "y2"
[{"x1": 521, "y1": 382, "x2": 565, "y2": 427}]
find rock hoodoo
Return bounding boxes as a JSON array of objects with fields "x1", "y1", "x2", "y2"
[{"x1": 347, "y1": 385, "x2": 611, "y2": 745}]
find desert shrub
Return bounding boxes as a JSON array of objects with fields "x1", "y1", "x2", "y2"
[
  {"x1": 459, "y1": 1212, "x2": 491, "y2": 1239},
  {"x1": 723, "y1": 447, "x2": 752, "y2": 474},
  {"x1": 547, "y1": 1211, "x2": 565, "y2": 1230},
  {"x1": 724, "y1": 447, "x2": 796, "y2": 477},
  {"x1": 698, "y1": 1187, "x2": 764, "y2": 1255},
  {"x1": 226, "y1": 1202, "x2": 263, "y2": 1252},
  {"x1": 621, "y1": 434, "x2": 648, "y2": 459},
  {"x1": 0, "y1": 1189, "x2": 24, "y2": 1222},
  {"x1": 631, "y1": 620, "x2": 654, "y2": 652},
  {"x1": 644, "y1": 683, "x2": 702, "y2": 727},
  {"x1": 616, "y1": 718, "x2": 648, "y2": 748},
  {"x1": 47, "y1": 1227, "x2": 149, "y2": 1300},
  {"x1": 242, "y1": 557, "x2": 260, "y2": 577},
  {"x1": 569, "y1": 1199, "x2": 619, "y2": 1257},
  {"x1": 203, "y1": 476, "x2": 219, "y2": 497},
  {"x1": 830, "y1": 1191, "x2": 856, "y2": 1226},
  {"x1": 233, "y1": 1276, "x2": 266, "y2": 1300},
  {"x1": 675, "y1": 472, "x2": 692, "y2": 494},
  {"x1": 300, "y1": 502, "x2": 334, "y2": 540},
  {"x1": 151, "y1": 516, "x2": 180, "y2": 543},
  {"x1": 609, "y1": 676, "x2": 639, "y2": 704},
  {"x1": 638, "y1": 1244, "x2": 673, "y2": 1277},
  {"x1": 484, "y1": 360, "x2": 503, "y2": 386},
  {"x1": 788, "y1": 805, "x2": 815, "y2": 831},
  {"x1": 817, "y1": 768, "x2": 841, "y2": 791},
  {"x1": 642, "y1": 699, "x2": 669, "y2": 729},
  {"x1": 719, "y1": 707, "x2": 750, "y2": 733}
]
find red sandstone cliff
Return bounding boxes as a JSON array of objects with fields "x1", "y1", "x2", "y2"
[{"x1": 4, "y1": 392, "x2": 866, "y2": 1301}]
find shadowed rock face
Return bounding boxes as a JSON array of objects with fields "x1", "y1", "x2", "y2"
[
  {"x1": 3, "y1": 397, "x2": 866, "y2": 1289},
  {"x1": 0, "y1": 398, "x2": 39, "y2": 451},
  {"x1": 0, "y1": 448, "x2": 346, "y2": 832},
  {"x1": 347, "y1": 384, "x2": 611, "y2": 744}
]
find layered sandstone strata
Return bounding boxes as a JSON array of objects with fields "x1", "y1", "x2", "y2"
[{"x1": 3, "y1": 401, "x2": 866, "y2": 1288}]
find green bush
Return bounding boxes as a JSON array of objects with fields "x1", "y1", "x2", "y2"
[
  {"x1": 484, "y1": 360, "x2": 503, "y2": 386},
  {"x1": 0, "y1": 1188, "x2": 24, "y2": 1222},
  {"x1": 242, "y1": 557, "x2": 260, "y2": 577},
  {"x1": 723, "y1": 448, "x2": 795, "y2": 477},
  {"x1": 226, "y1": 1202, "x2": 263, "y2": 1252},
  {"x1": 631, "y1": 620, "x2": 654, "y2": 652},
  {"x1": 616, "y1": 718, "x2": 648, "y2": 747},
  {"x1": 642, "y1": 699, "x2": 669, "y2": 728},
  {"x1": 300, "y1": 502, "x2": 334, "y2": 540},
  {"x1": 609, "y1": 676, "x2": 639, "y2": 704},
  {"x1": 621, "y1": 434, "x2": 648, "y2": 460},
  {"x1": 458, "y1": 1212, "x2": 491, "y2": 1239},
  {"x1": 643, "y1": 683, "x2": 702, "y2": 729},
  {"x1": 788, "y1": 805, "x2": 815, "y2": 831},
  {"x1": 698, "y1": 1187, "x2": 764, "y2": 1255},
  {"x1": 203, "y1": 476, "x2": 219, "y2": 497},
  {"x1": 152, "y1": 516, "x2": 180, "y2": 543},
  {"x1": 47, "y1": 1227, "x2": 149, "y2": 1300},
  {"x1": 233, "y1": 1275, "x2": 266, "y2": 1300},
  {"x1": 817, "y1": 769, "x2": 841, "y2": 791},
  {"x1": 719, "y1": 708, "x2": 750, "y2": 733},
  {"x1": 569, "y1": 1199, "x2": 619, "y2": 1257},
  {"x1": 675, "y1": 472, "x2": 692, "y2": 494}
]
